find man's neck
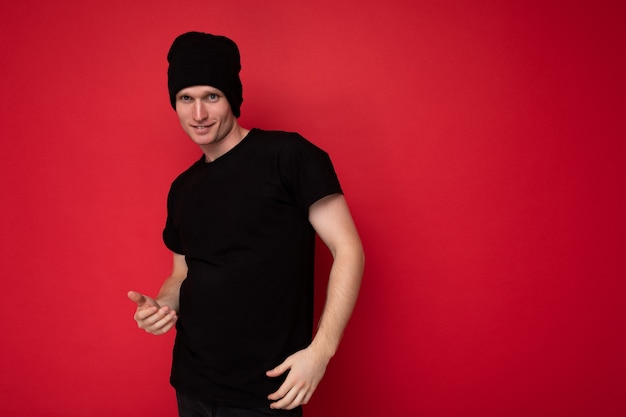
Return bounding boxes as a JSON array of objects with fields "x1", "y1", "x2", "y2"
[{"x1": 201, "y1": 124, "x2": 250, "y2": 163}]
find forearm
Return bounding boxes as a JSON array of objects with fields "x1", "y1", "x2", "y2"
[
  {"x1": 266, "y1": 246, "x2": 364, "y2": 409},
  {"x1": 155, "y1": 253, "x2": 187, "y2": 312},
  {"x1": 155, "y1": 274, "x2": 185, "y2": 312},
  {"x1": 310, "y1": 245, "x2": 364, "y2": 359}
]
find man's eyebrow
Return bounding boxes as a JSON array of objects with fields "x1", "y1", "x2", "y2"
[{"x1": 179, "y1": 88, "x2": 219, "y2": 95}]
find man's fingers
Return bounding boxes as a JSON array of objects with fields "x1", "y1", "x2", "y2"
[
  {"x1": 139, "y1": 310, "x2": 178, "y2": 334},
  {"x1": 136, "y1": 305, "x2": 172, "y2": 322},
  {"x1": 269, "y1": 384, "x2": 308, "y2": 410},
  {"x1": 151, "y1": 313, "x2": 178, "y2": 334},
  {"x1": 128, "y1": 291, "x2": 160, "y2": 309},
  {"x1": 134, "y1": 305, "x2": 159, "y2": 321},
  {"x1": 270, "y1": 386, "x2": 296, "y2": 409},
  {"x1": 266, "y1": 358, "x2": 291, "y2": 378},
  {"x1": 128, "y1": 290, "x2": 176, "y2": 335},
  {"x1": 127, "y1": 290, "x2": 147, "y2": 306}
]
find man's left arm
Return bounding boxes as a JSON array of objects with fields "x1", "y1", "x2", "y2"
[{"x1": 267, "y1": 193, "x2": 365, "y2": 410}]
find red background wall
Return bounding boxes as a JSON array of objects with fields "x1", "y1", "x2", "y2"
[{"x1": 1, "y1": 1, "x2": 624, "y2": 416}]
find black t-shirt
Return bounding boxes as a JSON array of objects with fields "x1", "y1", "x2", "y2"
[{"x1": 163, "y1": 128, "x2": 342, "y2": 407}]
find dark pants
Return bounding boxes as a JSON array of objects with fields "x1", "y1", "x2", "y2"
[{"x1": 176, "y1": 390, "x2": 303, "y2": 417}]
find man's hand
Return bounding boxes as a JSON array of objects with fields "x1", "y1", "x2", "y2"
[
  {"x1": 127, "y1": 290, "x2": 178, "y2": 335},
  {"x1": 266, "y1": 345, "x2": 331, "y2": 410}
]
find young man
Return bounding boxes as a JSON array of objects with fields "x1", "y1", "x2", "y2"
[{"x1": 128, "y1": 32, "x2": 364, "y2": 417}]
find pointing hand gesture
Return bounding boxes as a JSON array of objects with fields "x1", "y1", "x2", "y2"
[{"x1": 127, "y1": 290, "x2": 178, "y2": 335}]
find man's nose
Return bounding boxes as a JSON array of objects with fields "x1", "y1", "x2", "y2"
[{"x1": 193, "y1": 102, "x2": 208, "y2": 121}]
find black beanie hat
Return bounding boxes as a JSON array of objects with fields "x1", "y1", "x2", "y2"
[{"x1": 167, "y1": 32, "x2": 243, "y2": 117}]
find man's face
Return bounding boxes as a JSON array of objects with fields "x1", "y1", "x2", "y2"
[{"x1": 175, "y1": 85, "x2": 238, "y2": 149}]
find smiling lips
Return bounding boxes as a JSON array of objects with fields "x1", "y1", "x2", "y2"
[{"x1": 192, "y1": 124, "x2": 212, "y2": 132}]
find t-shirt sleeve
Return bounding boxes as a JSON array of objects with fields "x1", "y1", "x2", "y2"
[
  {"x1": 162, "y1": 180, "x2": 184, "y2": 255},
  {"x1": 278, "y1": 134, "x2": 343, "y2": 210}
]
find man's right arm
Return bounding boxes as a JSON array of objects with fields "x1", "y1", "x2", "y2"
[{"x1": 127, "y1": 253, "x2": 187, "y2": 335}]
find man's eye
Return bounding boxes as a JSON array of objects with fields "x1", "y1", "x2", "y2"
[
  {"x1": 208, "y1": 94, "x2": 218, "y2": 101},
  {"x1": 179, "y1": 95, "x2": 192, "y2": 102}
]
